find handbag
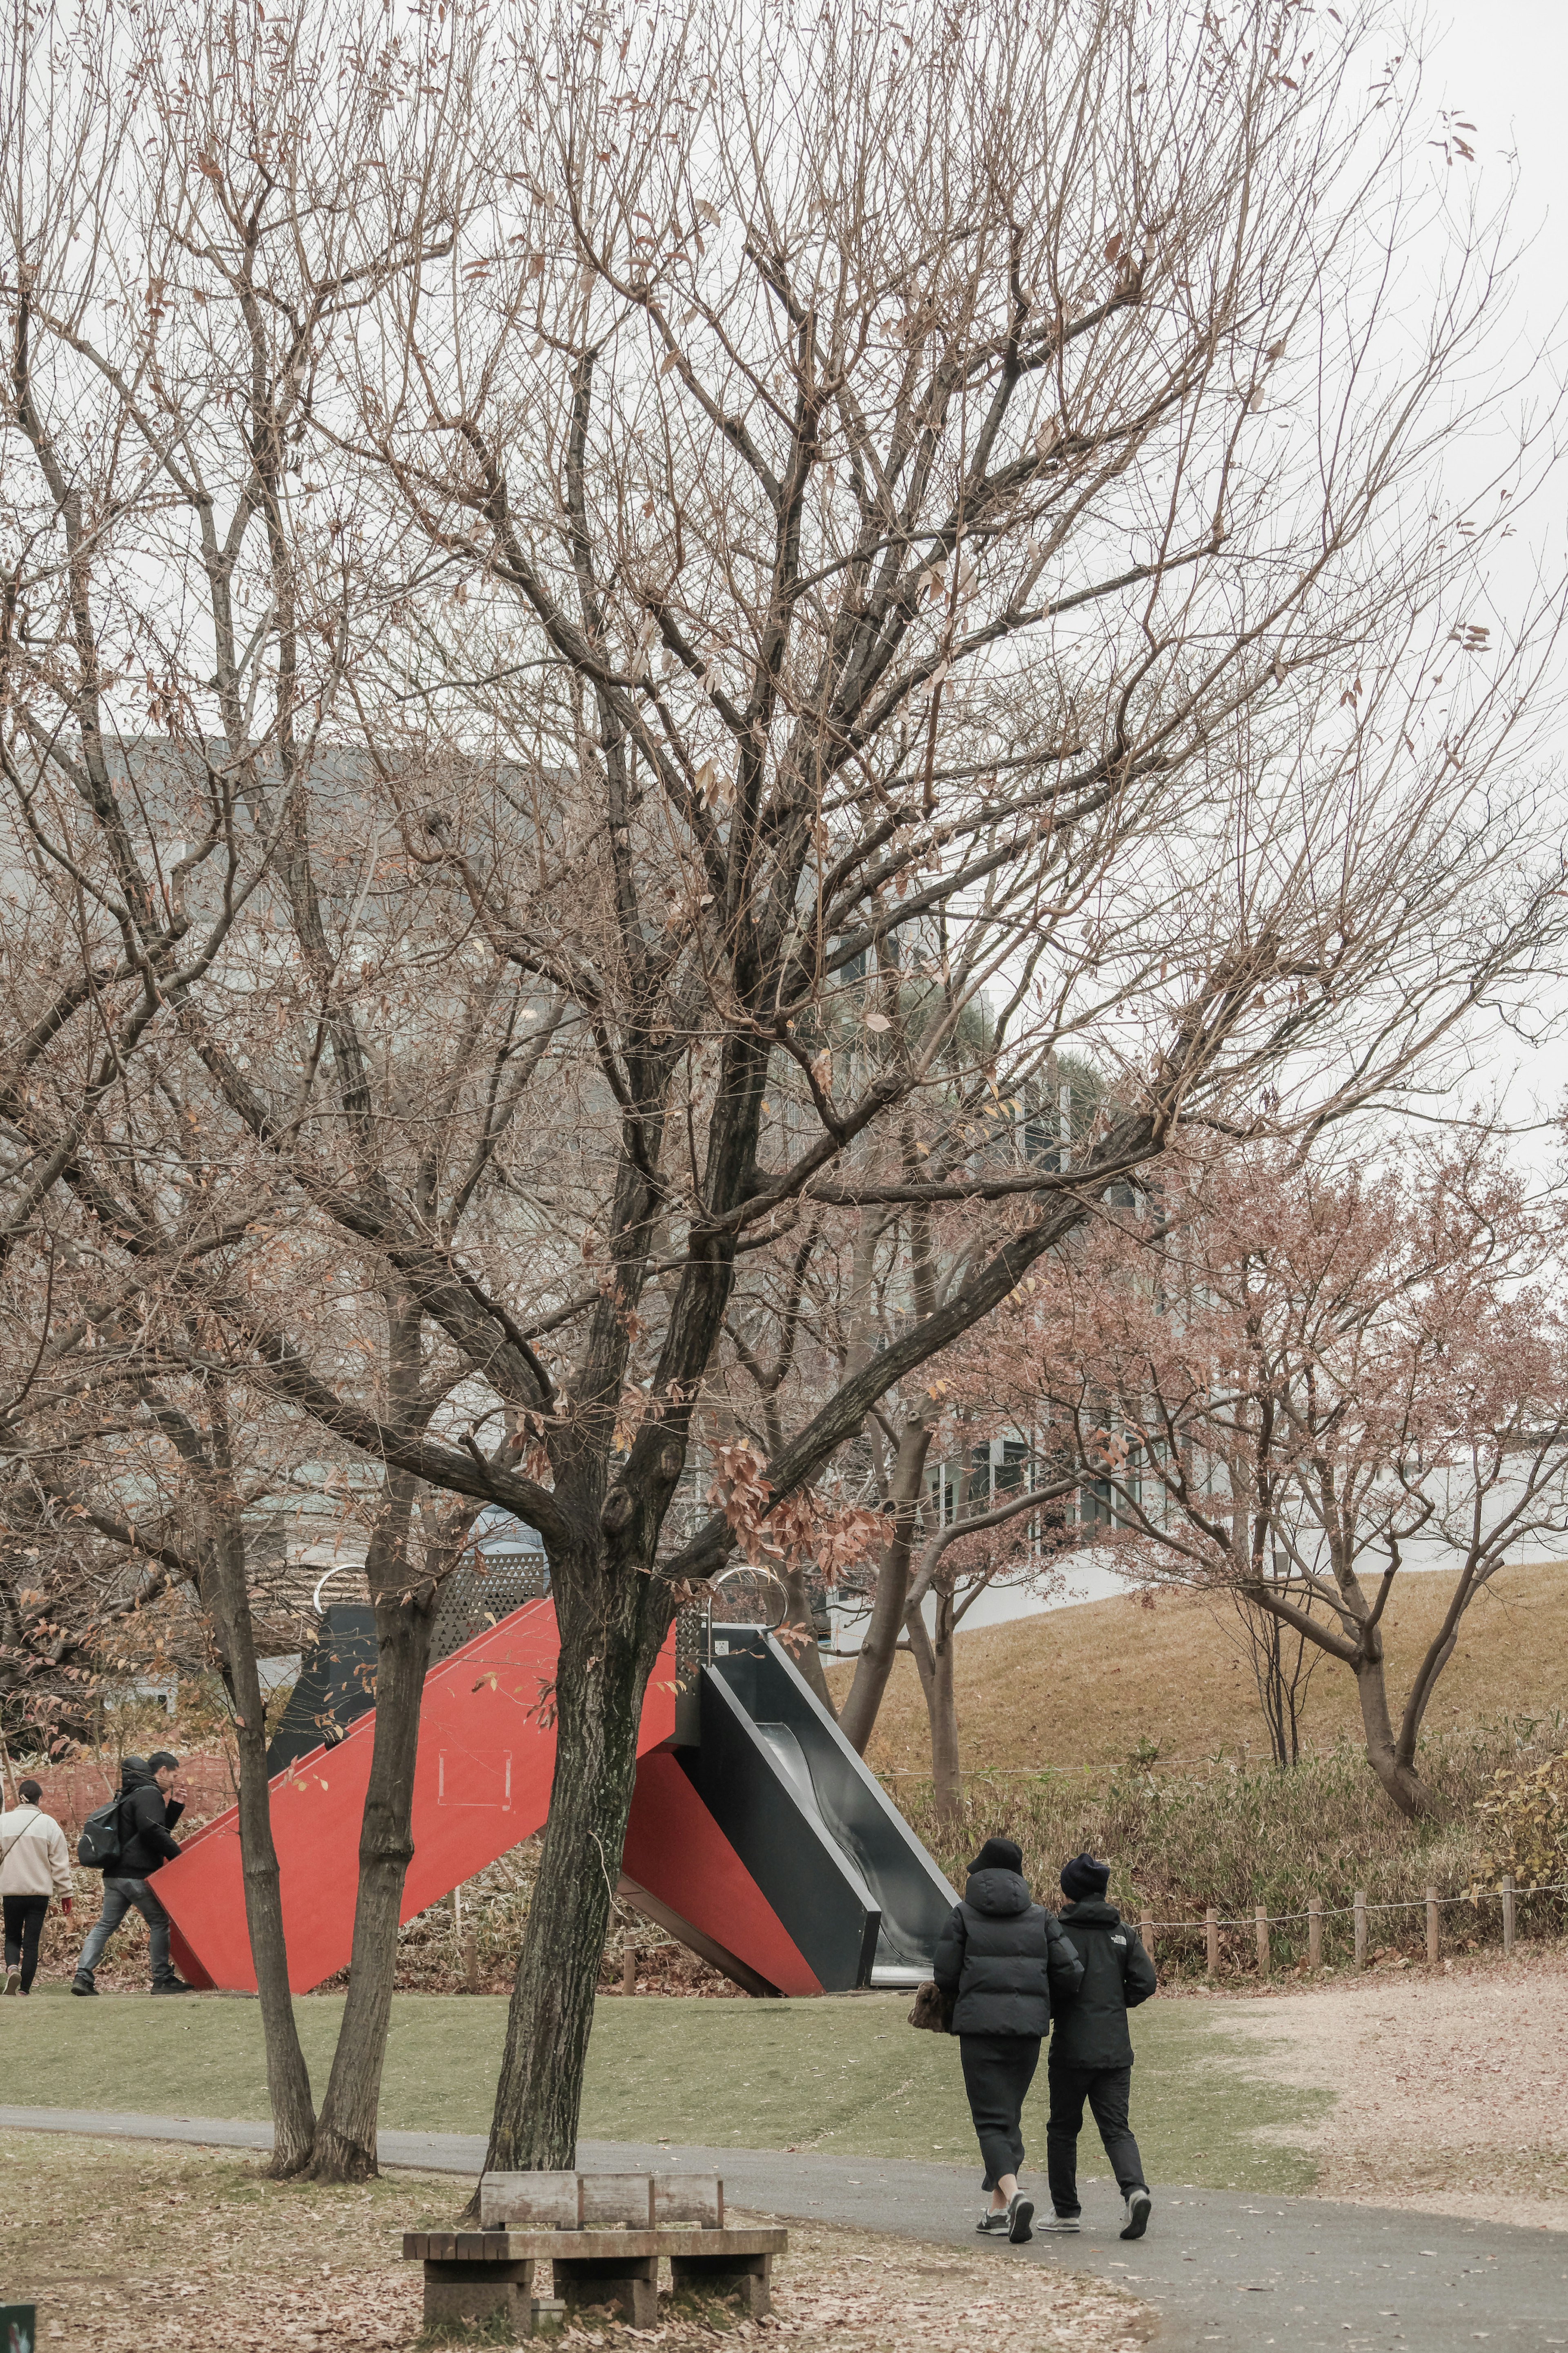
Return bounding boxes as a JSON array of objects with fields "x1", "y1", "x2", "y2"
[{"x1": 907, "y1": 1978, "x2": 955, "y2": 2034}]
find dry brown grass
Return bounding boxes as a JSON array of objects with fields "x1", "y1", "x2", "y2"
[{"x1": 831, "y1": 1562, "x2": 1568, "y2": 1779}]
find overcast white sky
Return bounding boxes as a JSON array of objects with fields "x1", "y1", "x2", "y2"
[{"x1": 1421, "y1": 3, "x2": 1568, "y2": 1156}]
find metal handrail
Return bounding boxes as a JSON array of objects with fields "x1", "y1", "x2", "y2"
[{"x1": 705, "y1": 1564, "x2": 790, "y2": 1660}]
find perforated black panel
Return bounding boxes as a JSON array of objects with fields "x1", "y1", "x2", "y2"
[{"x1": 430, "y1": 1549, "x2": 550, "y2": 1665}]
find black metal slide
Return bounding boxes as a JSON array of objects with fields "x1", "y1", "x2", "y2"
[{"x1": 677, "y1": 1627, "x2": 958, "y2": 1992}]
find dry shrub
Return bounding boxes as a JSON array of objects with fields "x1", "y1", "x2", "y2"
[
  {"x1": 1477, "y1": 1750, "x2": 1568, "y2": 1894},
  {"x1": 895, "y1": 1717, "x2": 1568, "y2": 1976}
]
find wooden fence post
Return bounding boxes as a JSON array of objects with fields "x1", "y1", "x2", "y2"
[
  {"x1": 1425, "y1": 1887, "x2": 1440, "y2": 1966},
  {"x1": 622, "y1": 1943, "x2": 637, "y2": 1996},
  {"x1": 462, "y1": 1928, "x2": 479, "y2": 1994},
  {"x1": 1354, "y1": 1889, "x2": 1368, "y2": 1969},
  {"x1": 1308, "y1": 1898, "x2": 1322, "y2": 1970},
  {"x1": 1139, "y1": 1914, "x2": 1155, "y2": 1965},
  {"x1": 1255, "y1": 1904, "x2": 1270, "y2": 1977},
  {"x1": 1206, "y1": 1906, "x2": 1220, "y2": 1977},
  {"x1": 1502, "y1": 1874, "x2": 1516, "y2": 1958}
]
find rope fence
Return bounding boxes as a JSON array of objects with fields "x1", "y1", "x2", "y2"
[{"x1": 1129, "y1": 1875, "x2": 1568, "y2": 1975}]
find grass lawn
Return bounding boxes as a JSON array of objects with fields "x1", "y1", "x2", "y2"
[{"x1": 3, "y1": 1986, "x2": 1326, "y2": 2193}]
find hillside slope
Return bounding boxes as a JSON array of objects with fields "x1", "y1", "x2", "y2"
[{"x1": 827, "y1": 1561, "x2": 1568, "y2": 1778}]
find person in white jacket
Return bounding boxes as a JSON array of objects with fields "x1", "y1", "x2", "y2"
[{"x1": 1, "y1": 1780, "x2": 74, "y2": 1995}]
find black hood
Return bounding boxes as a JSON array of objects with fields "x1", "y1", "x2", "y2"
[
  {"x1": 118, "y1": 1755, "x2": 157, "y2": 1794},
  {"x1": 963, "y1": 1866, "x2": 1032, "y2": 1916},
  {"x1": 1060, "y1": 1896, "x2": 1122, "y2": 1927}
]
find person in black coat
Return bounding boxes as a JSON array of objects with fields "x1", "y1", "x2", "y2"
[
  {"x1": 71, "y1": 1752, "x2": 194, "y2": 1996},
  {"x1": 1042, "y1": 1852, "x2": 1158, "y2": 2240},
  {"x1": 932, "y1": 1836, "x2": 1083, "y2": 2243}
]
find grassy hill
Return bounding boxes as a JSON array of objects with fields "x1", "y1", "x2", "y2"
[
  {"x1": 827, "y1": 1565, "x2": 1568, "y2": 1959},
  {"x1": 828, "y1": 1559, "x2": 1568, "y2": 1780}
]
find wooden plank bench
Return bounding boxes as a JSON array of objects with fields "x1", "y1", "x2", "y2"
[{"x1": 402, "y1": 2172, "x2": 787, "y2": 2335}]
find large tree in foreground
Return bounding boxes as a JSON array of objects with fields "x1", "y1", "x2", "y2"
[{"x1": 2, "y1": 0, "x2": 1565, "y2": 2178}]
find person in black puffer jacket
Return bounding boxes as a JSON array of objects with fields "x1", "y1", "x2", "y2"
[
  {"x1": 932, "y1": 1836, "x2": 1083, "y2": 2244},
  {"x1": 1043, "y1": 1852, "x2": 1158, "y2": 2241}
]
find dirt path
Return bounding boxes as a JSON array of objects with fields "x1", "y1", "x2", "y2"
[{"x1": 1205, "y1": 1945, "x2": 1568, "y2": 2231}]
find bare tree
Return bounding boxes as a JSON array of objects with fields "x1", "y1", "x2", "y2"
[
  {"x1": 1029, "y1": 1137, "x2": 1568, "y2": 1817},
  {"x1": 2, "y1": 0, "x2": 1565, "y2": 2185},
  {"x1": 898, "y1": 1459, "x2": 1074, "y2": 1822}
]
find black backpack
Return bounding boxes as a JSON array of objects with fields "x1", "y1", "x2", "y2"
[{"x1": 77, "y1": 1791, "x2": 131, "y2": 1871}]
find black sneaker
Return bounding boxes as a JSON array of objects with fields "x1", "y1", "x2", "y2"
[
  {"x1": 70, "y1": 1974, "x2": 98, "y2": 1997},
  {"x1": 151, "y1": 1977, "x2": 196, "y2": 1995},
  {"x1": 1120, "y1": 2188, "x2": 1152, "y2": 2241},
  {"x1": 976, "y1": 2208, "x2": 1009, "y2": 2235},
  {"x1": 1006, "y1": 2192, "x2": 1035, "y2": 2244}
]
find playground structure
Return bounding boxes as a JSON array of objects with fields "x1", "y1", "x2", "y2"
[{"x1": 155, "y1": 1567, "x2": 957, "y2": 1998}]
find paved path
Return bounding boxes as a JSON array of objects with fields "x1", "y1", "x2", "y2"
[{"x1": 1, "y1": 2105, "x2": 1562, "y2": 2352}]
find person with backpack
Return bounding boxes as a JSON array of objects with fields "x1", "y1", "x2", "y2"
[
  {"x1": 71, "y1": 1752, "x2": 194, "y2": 1996},
  {"x1": 1, "y1": 1779, "x2": 74, "y2": 1995},
  {"x1": 1041, "y1": 1852, "x2": 1158, "y2": 2241},
  {"x1": 932, "y1": 1835, "x2": 1084, "y2": 2244}
]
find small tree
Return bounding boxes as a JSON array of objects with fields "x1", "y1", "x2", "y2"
[{"x1": 1027, "y1": 1139, "x2": 1568, "y2": 1818}]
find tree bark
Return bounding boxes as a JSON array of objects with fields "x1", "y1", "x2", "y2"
[
  {"x1": 835, "y1": 1415, "x2": 933, "y2": 1753},
  {"x1": 1354, "y1": 1644, "x2": 1437, "y2": 1821},
  {"x1": 905, "y1": 1591, "x2": 964, "y2": 1822},
  {"x1": 205, "y1": 1476, "x2": 317, "y2": 2175},
  {"x1": 927, "y1": 1588, "x2": 963, "y2": 1824},
  {"x1": 304, "y1": 1479, "x2": 437, "y2": 2181},
  {"x1": 479, "y1": 1548, "x2": 658, "y2": 2177}
]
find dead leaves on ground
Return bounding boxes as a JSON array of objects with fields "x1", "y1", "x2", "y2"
[{"x1": 2, "y1": 2134, "x2": 1151, "y2": 2352}]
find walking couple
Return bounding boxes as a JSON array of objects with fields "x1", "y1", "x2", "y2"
[{"x1": 933, "y1": 1838, "x2": 1156, "y2": 2245}]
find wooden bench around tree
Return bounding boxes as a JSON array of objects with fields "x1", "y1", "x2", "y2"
[{"x1": 402, "y1": 2172, "x2": 786, "y2": 2335}]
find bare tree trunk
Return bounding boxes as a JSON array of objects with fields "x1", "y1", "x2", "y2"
[
  {"x1": 204, "y1": 1450, "x2": 317, "y2": 2176},
  {"x1": 479, "y1": 1551, "x2": 656, "y2": 2177},
  {"x1": 304, "y1": 1477, "x2": 435, "y2": 2181},
  {"x1": 836, "y1": 1416, "x2": 933, "y2": 1753},
  {"x1": 778, "y1": 1559, "x2": 835, "y2": 1712},
  {"x1": 904, "y1": 1592, "x2": 964, "y2": 1823},
  {"x1": 927, "y1": 1588, "x2": 963, "y2": 1824},
  {"x1": 1354, "y1": 1645, "x2": 1437, "y2": 1821}
]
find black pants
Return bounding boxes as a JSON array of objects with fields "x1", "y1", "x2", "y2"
[
  {"x1": 3, "y1": 1894, "x2": 50, "y2": 1993},
  {"x1": 959, "y1": 2032, "x2": 1041, "y2": 2192},
  {"x1": 1046, "y1": 2060, "x2": 1147, "y2": 2214}
]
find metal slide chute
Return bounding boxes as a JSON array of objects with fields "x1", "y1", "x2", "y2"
[{"x1": 677, "y1": 1627, "x2": 958, "y2": 1991}]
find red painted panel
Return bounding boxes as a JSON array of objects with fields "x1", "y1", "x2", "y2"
[
  {"x1": 156, "y1": 1601, "x2": 678, "y2": 1993},
  {"x1": 622, "y1": 1749, "x2": 821, "y2": 1997}
]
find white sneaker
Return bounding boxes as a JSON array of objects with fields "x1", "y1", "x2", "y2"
[
  {"x1": 1038, "y1": 2212, "x2": 1081, "y2": 2233},
  {"x1": 2, "y1": 1967, "x2": 19, "y2": 1996},
  {"x1": 1120, "y1": 2188, "x2": 1152, "y2": 2241}
]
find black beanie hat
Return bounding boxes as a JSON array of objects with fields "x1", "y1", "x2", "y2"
[
  {"x1": 1060, "y1": 1851, "x2": 1111, "y2": 1901},
  {"x1": 969, "y1": 1836, "x2": 1024, "y2": 1876}
]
